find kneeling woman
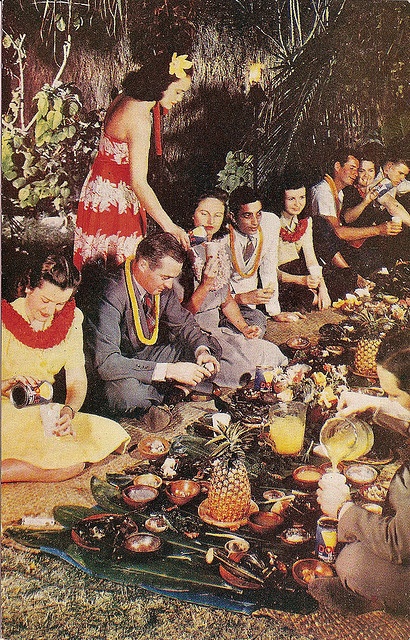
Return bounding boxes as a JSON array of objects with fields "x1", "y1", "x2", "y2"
[
  {"x1": 2, "y1": 255, "x2": 130, "y2": 483},
  {"x1": 177, "y1": 190, "x2": 287, "y2": 389}
]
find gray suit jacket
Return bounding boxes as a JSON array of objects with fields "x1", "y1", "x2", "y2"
[{"x1": 85, "y1": 263, "x2": 220, "y2": 385}]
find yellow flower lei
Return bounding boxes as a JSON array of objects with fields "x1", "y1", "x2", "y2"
[
  {"x1": 229, "y1": 225, "x2": 263, "y2": 278},
  {"x1": 125, "y1": 257, "x2": 160, "y2": 345},
  {"x1": 169, "y1": 53, "x2": 193, "y2": 79}
]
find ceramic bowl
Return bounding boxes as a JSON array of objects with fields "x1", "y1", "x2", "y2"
[
  {"x1": 359, "y1": 483, "x2": 388, "y2": 503},
  {"x1": 137, "y1": 435, "x2": 170, "y2": 460},
  {"x1": 133, "y1": 473, "x2": 163, "y2": 489},
  {"x1": 165, "y1": 479, "x2": 201, "y2": 506},
  {"x1": 145, "y1": 515, "x2": 169, "y2": 533},
  {"x1": 292, "y1": 558, "x2": 334, "y2": 587},
  {"x1": 122, "y1": 484, "x2": 159, "y2": 510},
  {"x1": 292, "y1": 465, "x2": 324, "y2": 489},
  {"x1": 224, "y1": 537, "x2": 250, "y2": 555},
  {"x1": 262, "y1": 489, "x2": 286, "y2": 502},
  {"x1": 344, "y1": 464, "x2": 378, "y2": 486},
  {"x1": 122, "y1": 533, "x2": 162, "y2": 557},
  {"x1": 247, "y1": 511, "x2": 284, "y2": 535},
  {"x1": 286, "y1": 336, "x2": 311, "y2": 351},
  {"x1": 280, "y1": 525, "x2": 312, "y2": 545}
]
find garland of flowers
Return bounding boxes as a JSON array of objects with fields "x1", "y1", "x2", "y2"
[
  {"x1": 229, "y1": 225, "x2": 263, "y2": 278},
  {"x1": 279, "y1": 217, "x2": 309, "y2": 243},
  {"x1": 1, "y1": 298, "x2": 75, "y2": 349},
  {"x1": 125, "y1": 257, "x2": 160, "y2": 345}
]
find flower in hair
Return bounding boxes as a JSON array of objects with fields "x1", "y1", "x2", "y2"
[{"x1": 169, "y1": 53, "x2": 193, "y2": 79}]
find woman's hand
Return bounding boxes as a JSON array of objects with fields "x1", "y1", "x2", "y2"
[
  {"x1": 241, "y1": 324, "x2": 260, "y2": 339},
  {"x1": 1, "y1": 375, "x2": 40, "y2": 398},
  {"x1": 201, "y1": 255, "x2": 219, "y2": 290},
  {"x1": 54, "y1": 407, "x2": 76, "y2": 438},
  {"x1": 273, "y1": 311, "x2": 306, "y2": 322},
  {"x1": 168, "y1": 223, "x2": 190, "y2": 250},
  {"x1": 317, "y1": 284, "x2": 332, "y2": 310}
]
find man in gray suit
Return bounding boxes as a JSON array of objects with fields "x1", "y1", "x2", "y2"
[{"x1": 85, "y1": 233, "x2": 220, "y2": 421}]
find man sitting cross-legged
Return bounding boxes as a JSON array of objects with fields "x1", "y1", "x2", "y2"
[{"x1": 84, "y1": 232, "x2": 221, "y2": 429}]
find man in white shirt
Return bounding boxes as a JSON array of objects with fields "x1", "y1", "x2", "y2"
[{"x1": 225, "y1": 186, "x2": 305, "y2": 333}]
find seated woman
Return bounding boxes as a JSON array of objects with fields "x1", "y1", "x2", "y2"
[
  {"x1": 2, "y1": 255, "x2": 130, "y2": 483},
  {"x1": 276, "y1": 170, "x2": 331, "y2": 313},
  {"x1": 177, "y1": 190, "x2": 287, "y2": 389},
  {"x1": 310, "y1": 328, "x2": 410, "y2": 614}
]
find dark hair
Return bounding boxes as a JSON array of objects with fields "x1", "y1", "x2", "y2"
[
  {"x1": 193, "y1": 189, "x2": 229, "y2": 239},
  {"x1": 334, "y1": 148, "x2": 358, "y2": 168},
  {"x1": 121, "y1": 52, "x2": 193, "y2": 102},
  {"x1": 274, "y1": 168, "x2": 307, "y2": 212},
  {"x1": 21, "y1": 255, "x2": 81, "y2": 295},
  {"x1": 229, "y1": 185, "x2": 262, "y2": 219},
  {"x1": 382, "y1": 152, "x2": 409, "y2": 170},
  {"x1": 376, "y1": 328, "x2": 410, "y2": 393},
  {"x1": 135, "y1": 232, "x2": 186, "y2": 268}
]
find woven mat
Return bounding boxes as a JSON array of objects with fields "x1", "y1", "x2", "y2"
[{"x1": 3, "y1": 309, "x2": 410, "y2": 638}]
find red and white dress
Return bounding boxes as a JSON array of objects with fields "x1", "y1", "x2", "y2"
[{"x1": 73, "y1": 130, "x2": 147, "y2": 269}]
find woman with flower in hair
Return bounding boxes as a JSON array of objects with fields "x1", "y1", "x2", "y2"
[
  {"x1": 1, "y1": 255, "x2": 130, "y2": 482},
  {"x1": 276, "y1": 170, "x2": 331, "y2": 312},
  {"x1": 73, "y1": 52, "x2": 193, "y2": 270}
]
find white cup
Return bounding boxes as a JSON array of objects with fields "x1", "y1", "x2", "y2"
[
  {"x1": 40, "y1": 403, "x2": 60, "y2": 437},
  {"x1": 205, "y1": 241, "x2": 219, "y2": 260},
  {"x1": 391, "y1": 216, "x2": 402, "y2": 229},
  {"x1": 212, "y1": 412, "x2": 231, "y2": 431}
]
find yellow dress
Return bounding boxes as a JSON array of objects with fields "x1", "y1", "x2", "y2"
[{"x1": 2, "y1": 298, "x2": 130, "y2": 469}]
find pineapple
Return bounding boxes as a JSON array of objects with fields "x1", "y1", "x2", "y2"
[
  {"x1": 353, "y1": 308, "x2": 394, "y2": 377},
  {"x1": 205, "y1": 422, "x2": 255, "y2": 523}
]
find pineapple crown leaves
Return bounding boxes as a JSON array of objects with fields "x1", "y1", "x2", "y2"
[
  {"x1": 352, "y1": 307, "x2": 396, "y2": 334},
  {"x1": 205, "y1": 421, "x2": 257, "y2": 461}
]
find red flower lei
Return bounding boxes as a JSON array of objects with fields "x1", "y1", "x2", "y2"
[
  {"x1": 2, "y1": 298, "x2": 76, "y2": 349},
  {"x1": 279, "y1": 218, "x2": 309, "y2": 243}
]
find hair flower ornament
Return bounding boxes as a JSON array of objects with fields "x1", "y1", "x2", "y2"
[{"x1": 169, "y1": 53, "x2": 193, "y2": 79}]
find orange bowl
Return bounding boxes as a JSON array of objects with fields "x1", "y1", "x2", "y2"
[
  {"x1": 165, "y1": 479, "x2": 201, "y2": 506},
  {"x1": 292, "y1": 465, "x2": 324, "y2": 489},
  {"x1": 122, "y1": 484, "x2": 159, "y2": 510},
  {"x1": 292, "y1": 558, "x2": 334, "y2": 587},
  {"x1": 137, "y1": 435, "x2": 170, "y2": 460},
  {"x1": 247, "y1": 511, "x2": 284, "y2": 535}
]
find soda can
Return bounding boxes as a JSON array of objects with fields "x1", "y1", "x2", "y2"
[
  {"x1": 254, "y1": 365, "x2": 274, "y2": 392},
  {"x1": 315, "y1": 516, "x2": 338, "y2": 564},
  {"x1": 10, "y1": 381, "x2": 53, "y2": 409}
]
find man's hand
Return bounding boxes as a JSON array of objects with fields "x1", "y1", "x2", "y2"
[
  {"x1": 165, "y1": 362, "x2": 215, "y2": 386},
  {"x1": 196, "y1": 349, "x2": 220, "y2": 374},
  {"x1": 236, "y1": 287, "x2": 274, "y2": 306},
  {"x1": 272, "y1": 311, "x2": 306, "y2": 322},
  {"x1": 378, "y1": 220, "x2": 402, "y2": 236},
  {"x1": 336, "y1": 390, "x2": 379, "y2": 417}
]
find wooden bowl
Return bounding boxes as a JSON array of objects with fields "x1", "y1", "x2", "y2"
[
  {"x1": 122, "y1": 484, "x2": 159, "y2": 510},
  {"x1": 224, "y1": 537, "x2": 250, "y2": 555},
  {"x1": 344, "y1": 464, "x2": 378, "y2": 486},
  {"x1": 122, "y1": 533, "x2": 162, "y2": 557},
  {"x1": 292, "y1": 558, "x2": 334, "y2": 587},
  {"x1": 292, "y1": 465, "x2": 324, "y2": 489},
  {"x1": 165, "y1": 479, "x2": 201, "y2": 506},
  {"x1": 137, "y1": 435, "x2": 170, "y2": 461},
  {"x1": 286, "y1": 336, "x2": 311, "y2": 351},
  {"x1": 359, "y1": 483, "x2": 388, "y2": 503},
  {"x1": 71, "y1": 513, "x2": 138, "y2": 552},
  {"x1": 247, "y1": 511, "x2": 284, "y2": 535}
]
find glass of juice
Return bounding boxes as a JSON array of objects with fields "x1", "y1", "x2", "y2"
[{"x1": 268, "y1": 402, "x2": 307, "y2": 455}]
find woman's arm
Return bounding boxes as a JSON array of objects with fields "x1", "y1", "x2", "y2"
[
  {"x1": 221, "y1": 292, "x2": 260, "y2": 338},
  {"x1": 56, "y1": 365, "x2": 88, "y2": 437},
  {"x1": 125, "y1": 102, "x2": 189, "y2": 248},
  {"x1": 183, "y1": 256, "x2": 219, "y2": 314}
]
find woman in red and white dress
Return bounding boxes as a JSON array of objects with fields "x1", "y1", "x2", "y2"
[{"x1": 73, "y1": 52, "x2": 192, "y2": 270}]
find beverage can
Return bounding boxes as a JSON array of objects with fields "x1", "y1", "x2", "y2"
[
  {"x1": 254, "y1": 365, "x2": 274, "y2": 392},
  {"x1": 315, "y1": 516, "x2": 338, "y2": 563},
  {"x1": 10, "y1": 381, "x2": 53, "y2": 408}
]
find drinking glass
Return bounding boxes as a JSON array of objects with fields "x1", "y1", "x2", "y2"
[{"x1": 268, "y1": 402, "x2": 307, "y2": 455}]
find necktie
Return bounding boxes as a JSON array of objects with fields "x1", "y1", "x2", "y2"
[
  {"x1": 243, "y1": 236, "x2": 255, "y2": 263},
  {"x1": 143, "y1": 293, "x2": 156, "y2": 337}
]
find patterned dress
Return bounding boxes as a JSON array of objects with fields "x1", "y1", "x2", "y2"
[{"x1": 73, "y1": 130, "x2": 147, "y2": 269}]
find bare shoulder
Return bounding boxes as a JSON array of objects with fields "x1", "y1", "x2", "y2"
[{"x1": 105, "y1": 97, "x2": 152, "y2": 139}]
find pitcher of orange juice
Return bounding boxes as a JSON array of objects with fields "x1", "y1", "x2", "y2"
[{"x1": 268, "y1": 402, "x2": 307, "y2": 455}]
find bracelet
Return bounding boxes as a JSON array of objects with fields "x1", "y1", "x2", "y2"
[{"x1": 62, "y1": 404, "x2": 75, "y2": 419}]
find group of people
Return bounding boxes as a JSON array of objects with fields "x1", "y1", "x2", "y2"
[{"x1": 2, "y1": 50, "x2": 409, "y2": 616}]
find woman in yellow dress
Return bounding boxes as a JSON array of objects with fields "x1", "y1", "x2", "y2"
[{"x1": 1, "y1": 255, "x2": 130, "y2": 482}]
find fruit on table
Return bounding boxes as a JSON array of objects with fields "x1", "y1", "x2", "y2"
[{"x1": 205, "y1": 421, "x2": 255, "y2": 522}]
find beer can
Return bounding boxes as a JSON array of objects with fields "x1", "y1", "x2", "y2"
[
  {"x1": 254, "y1": 365, "x2": 274, "y2": 392},
  {"x1": 10, "y1": 381, "x2": 53, "y2": 409},
  {"x1": 315, "y1": 516, "x2": 338, "y2": 564}
]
